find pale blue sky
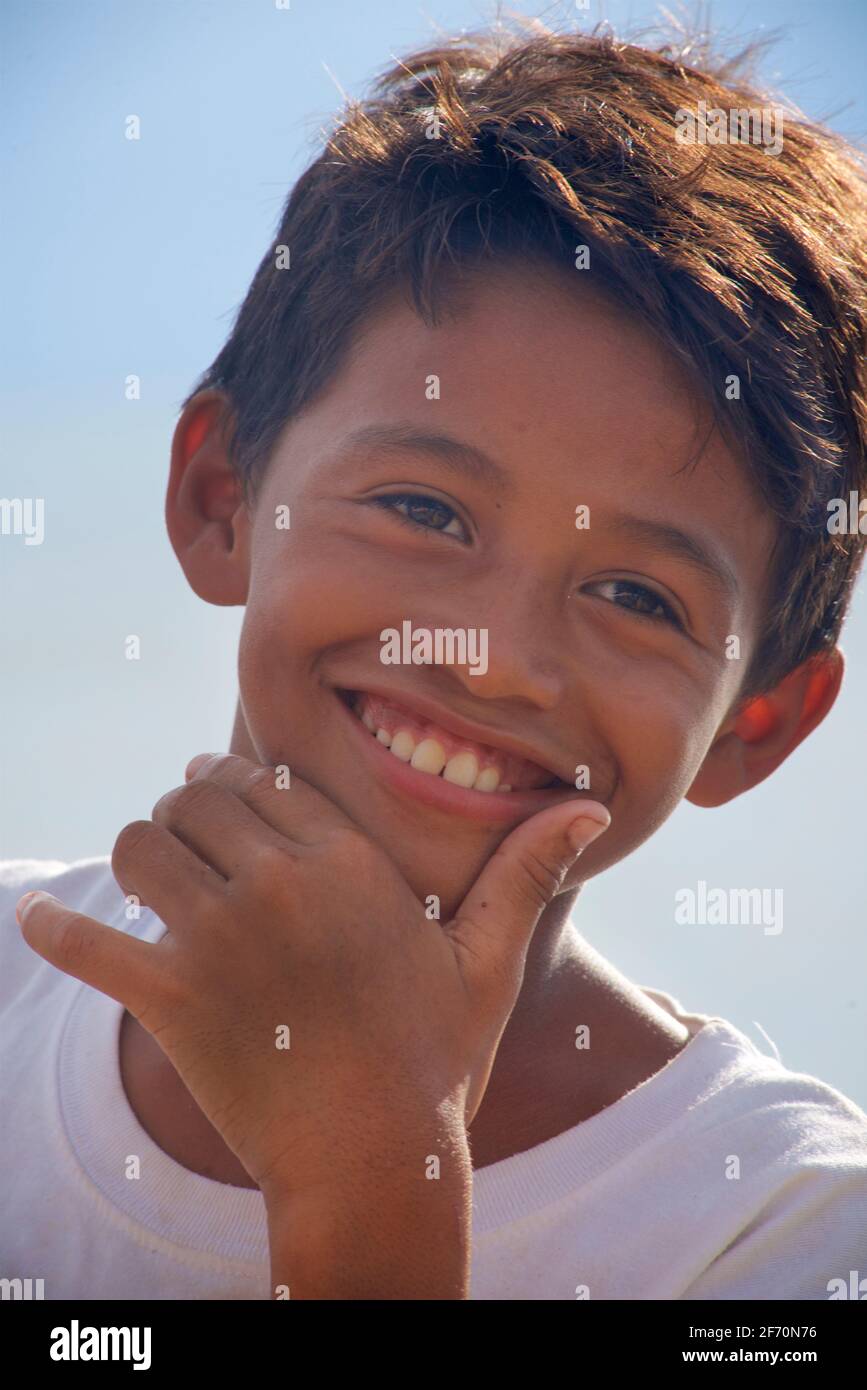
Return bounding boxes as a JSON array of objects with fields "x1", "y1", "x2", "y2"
[{"x1": 2, "y1": 0, "x2": 866, "y2": 1105}]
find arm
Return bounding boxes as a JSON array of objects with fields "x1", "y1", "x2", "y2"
[
  {"x1": 264, "y1": 1112, "x2": 473, "y2": 1299},
  {"x1": 16, "y1": 754, "x2": 608, "y2": 1301}
]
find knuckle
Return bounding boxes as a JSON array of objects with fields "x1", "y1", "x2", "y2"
[
  {"x1": 193, "y1": 753, "x2": 237, "y2": 782},
  {"x1": 215, "y1": 753, "x2": 244, "y2": 773},
  {"x1": 238, "y1": 839, "x2": 294, "y2": 896},
  {"x1": 150, "y1": 785, "x2": 183, "y2": 822},
  {"x1": 252, "y1": 838, "x2": 293, "y2": 873},
  {"x1": 178, "y1": 887, "x2": 228, "y2": 944},
  {"x1": 325, "y1": 824, "x2": 375, "y2": 865},
  {"x1": 180, "y1": 778, "x2": 222, "y2": 812},
  {"x1": 133, "y1": 966, "x2": 185, "y2": 1031},
  {"x1": 190, "y1": 753, "x2": 251, "y2": 788},
  {"x1": 451, "y1": 914, "x2": 522, "y2": 999},
  {"x1": 245, "y1": 764, "x2": 278, "y2": 798},
  {"x1": 153, "y1": 779, "x2": 220, "y2": 823},
  {"x1": 113, "y1": 819, "x2": 156, "y2": 866},
  {"x1": 54, "y1": 913, "x2": 94, "y2": 972},
  {"x1": 515, "y1": 849, "x2": 564, "y2": 912}
]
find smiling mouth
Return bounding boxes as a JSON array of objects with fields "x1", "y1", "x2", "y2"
[{"x1": 338, "y1": 688, "x2": 567, "y2": 793}]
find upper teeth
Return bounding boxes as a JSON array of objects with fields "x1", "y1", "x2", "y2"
[{"x1": 359, "y1": 702, "x2": 513, "y2": 792}]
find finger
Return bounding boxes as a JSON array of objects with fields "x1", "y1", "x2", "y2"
[
  {"x1": 111, "y1": 819, "x2": 226, "y2": 927},
  {"x1": 447, "y1": 801, "x2": 611, "y2": 1000},
  {"x1": 15, "y1": 891, "x2": 166, "y2": 1018},
  {"x1": 181, "y1": 752, "x2": 358, "y2": 846},
  {"x1": 151, "y1": 779, "x2": 292, "y2": 878}
]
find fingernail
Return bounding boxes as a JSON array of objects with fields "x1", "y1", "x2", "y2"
[
  {"x1": 567, "y1": 813, "x2": 610, "y2": 853},
  {"x1": 17, "y1": 890, "x2": 58, "y2": 923},
  {"x1": 185, "y1": 753, "x2": 217, "y2": 781}
]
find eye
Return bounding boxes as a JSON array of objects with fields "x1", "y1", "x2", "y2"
[
  {"x1": 369, "y1": 492, "x2": 469, "y2": 541},
  {"x1": 586, "y1": 578, "x2": 683, "y2": 628}
]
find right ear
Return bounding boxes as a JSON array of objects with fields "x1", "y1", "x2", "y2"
[
  {"x1": 165, "y1": 389, "x2": 252, "y2": 606},
  {"x1": 685, "y1": 649, "x2": 844, "y2": 806}
]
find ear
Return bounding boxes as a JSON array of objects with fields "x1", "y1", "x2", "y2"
[
  {"x1": 686, "y1": 648, "x2": 844, "y2": 808},
  {"x1": 165, "y1": 389, "x2": 251, "y2": 605}
]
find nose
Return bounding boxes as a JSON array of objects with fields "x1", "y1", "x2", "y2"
[{"x1": 422, "y1": 573, "x2": 568, "y2": 709}]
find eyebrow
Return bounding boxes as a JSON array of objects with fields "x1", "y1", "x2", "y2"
[
  {"x1": 606, "y1": 513, "x2": 741, "y2": 608},
  {"x1": 330, "y1": 423, "x2": 515, "y2": 496},
  {"x1": 328, "y1": 424, "x2": 740, "y2": 606}
]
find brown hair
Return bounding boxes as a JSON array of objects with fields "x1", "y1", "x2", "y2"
[{"x1": 181, "y1": 17, "x2": 867, "y2": 701}]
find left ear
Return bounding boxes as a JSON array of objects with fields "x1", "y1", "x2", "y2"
[
  {"x1": 165, "y1": 388, "x2": 252, "y2": 606},
  {"x1": 686, "y1": 648, "x2": 844, "y2": 807}
]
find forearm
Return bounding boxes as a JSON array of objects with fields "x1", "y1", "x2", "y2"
[{"x1": 263, "y1": 1114, "x2": 473, "y2": 1299}]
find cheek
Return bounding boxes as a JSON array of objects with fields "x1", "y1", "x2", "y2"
[
  {"x1": 238, "y1": 551, "x2": 361, "y2": 701},
  {"x1": 235, "y1": 528, "x2": 422, "y2": 755},
  {"x1": 246, "y1": 523, "x2": 413, "y2": 653},
  {"x1": 568, "y1": 673, "x2": 723, "y2": 879},
  {"x1": 600, "y1": 655, "x2": 718, "y2": 791}
]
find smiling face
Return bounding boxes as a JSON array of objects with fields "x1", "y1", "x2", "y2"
[{"x1": 218, "y1": 259, "x2": 776, "y2": 915}]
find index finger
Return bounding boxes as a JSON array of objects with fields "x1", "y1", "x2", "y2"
[{"x1": 181, "y1": 751, "x2": 360, "y2": 847}]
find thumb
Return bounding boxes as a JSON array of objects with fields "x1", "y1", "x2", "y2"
[{"x1": 446, "y1": 800, "x2": 610, "y2": 998}]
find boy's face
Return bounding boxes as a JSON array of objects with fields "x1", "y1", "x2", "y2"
[{"x1": 205, "y1": 263, "x2": 778, "y2": 915}]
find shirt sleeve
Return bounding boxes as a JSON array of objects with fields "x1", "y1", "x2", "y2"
[{"x1": 682, "y1": 1136, "x2": 867, "y2": 1300}]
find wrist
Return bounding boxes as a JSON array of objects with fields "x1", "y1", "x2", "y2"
[{"x1": 263, "y1": 1110, "x2": 473, "y2": 1299}]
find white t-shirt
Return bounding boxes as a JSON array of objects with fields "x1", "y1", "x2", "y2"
[{"x1": 1, "y1": 856, "x2": 866, "y2": 1301}]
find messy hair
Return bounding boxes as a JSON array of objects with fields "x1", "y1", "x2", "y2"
[{"x1": 181, "y1": 16, "x2": 867, "y2": 701}]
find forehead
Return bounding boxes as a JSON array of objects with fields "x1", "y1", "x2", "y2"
[{"x1": 280, "y1": 260, "x2": 777, "y2": 599}]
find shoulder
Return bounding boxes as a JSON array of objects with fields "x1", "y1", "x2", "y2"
[
  {"x1": 644, "y1": 990, "x2": 867, "y2": 1166},
  {"x1": 678, "y1": 1019, "x2": 867, "y2": 1298},
  {"x1": 0, "y1": 856, "x2": 121, "y2": 1006},
  {"x1": 686, "y1": 1018, "x2": 867, "y2": 1157},
  {"x1": 672, "y1": 1018, "x2": 867, "y2": 1190}
]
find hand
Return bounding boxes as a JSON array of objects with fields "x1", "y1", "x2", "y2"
[{"x1": 16, "y1": 754, "x2": 609, "y2": 1199}]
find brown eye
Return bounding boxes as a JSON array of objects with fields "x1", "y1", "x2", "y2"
[
  {"x1": 371, "y1": 493, "x2": 468, "y2": 541},
  {"x1": 588, "y1": 578, "x2": 682, "y2": 628}
]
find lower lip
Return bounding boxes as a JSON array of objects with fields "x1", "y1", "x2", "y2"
[{"x1": 334, "y1": 688, "x2": 580, "y2": 824}]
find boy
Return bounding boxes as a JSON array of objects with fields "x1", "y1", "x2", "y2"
[{"x1": 3, "y1": 19, "x2": 867, "y2": 1300}]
